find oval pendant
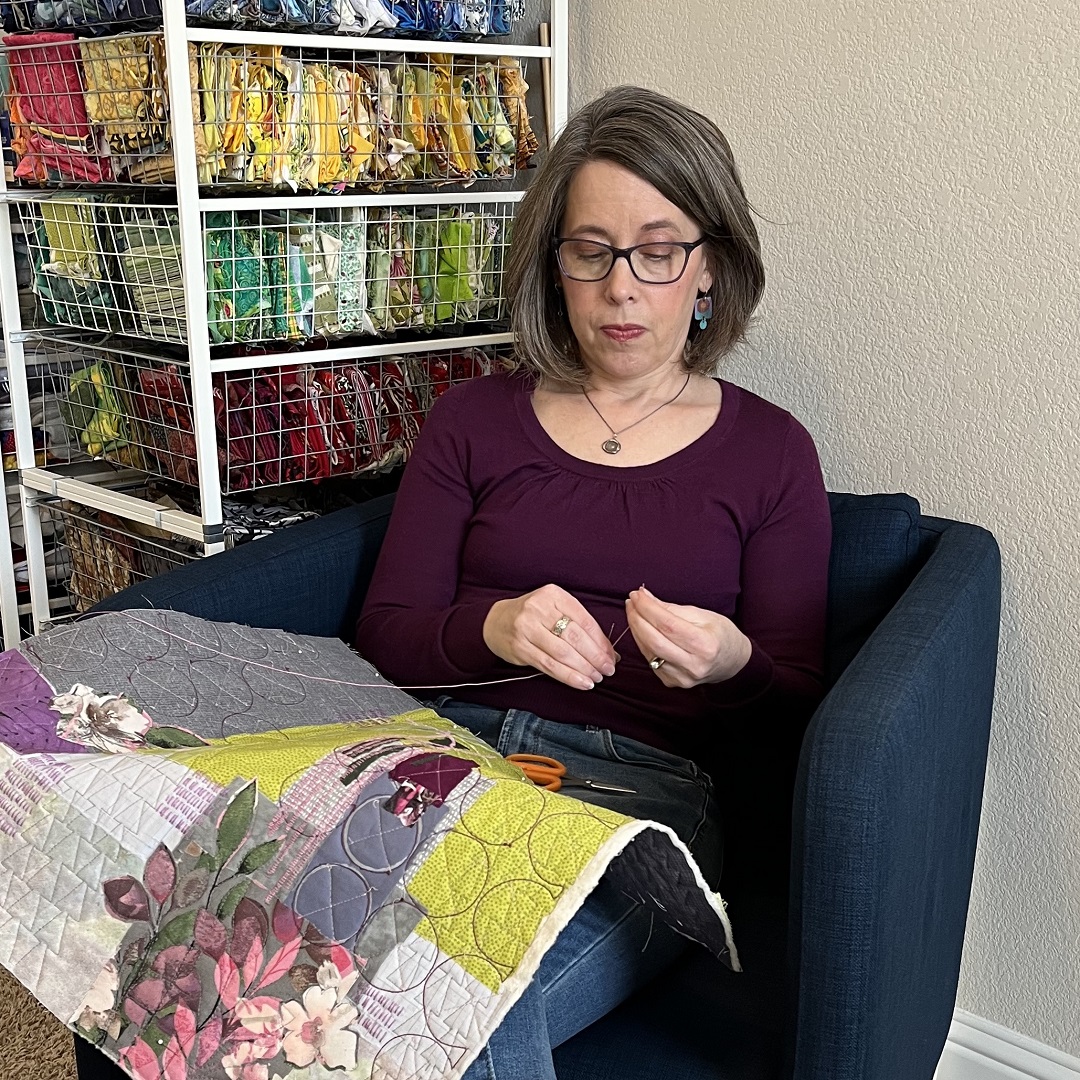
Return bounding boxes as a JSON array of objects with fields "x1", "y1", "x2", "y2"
[{"x1": 602, "y1": 438, "x2": 621, "y2": 455}]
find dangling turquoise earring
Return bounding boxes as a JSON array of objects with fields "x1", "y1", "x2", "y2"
[{"x1": 694, "y1": 293, "x2": 713, "y2": 331}]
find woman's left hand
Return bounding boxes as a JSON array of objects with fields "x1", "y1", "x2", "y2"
[{"x1": 625, "y1": 587, "x2": 753, "y2": 688}]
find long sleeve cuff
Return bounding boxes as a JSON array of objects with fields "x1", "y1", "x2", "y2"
[{"x1": 703, "y1": 641, "x2": 775, "y2": 708}]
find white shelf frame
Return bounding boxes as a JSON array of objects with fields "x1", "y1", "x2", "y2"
[
  {"x1": 0, "y1": 462, "x2": 20, "y2": 647},
  {"x1": 208, "y1": 332, "x2": 517, "y2": 373},
  {"x1": 0, "y1": 201, "x2": 53, "y2": 633},
  {"x1": 197, "y1": 190, "x2": 528, "y2": 212},
  {"x1": 185, "y1": 25, "x2": 555, "y2": 57},
  {"x1": 20, "y1": 468, "x2": 206, "y2": 542},
  {"x1": 0, "y1": 0, "x2": 568, "y2": 635}
]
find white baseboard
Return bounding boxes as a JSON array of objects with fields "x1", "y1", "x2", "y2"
[{"x1": 935, "y1": 1010, "x2": 1080, "y2": 1080}]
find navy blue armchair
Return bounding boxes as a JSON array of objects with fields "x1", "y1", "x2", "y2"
[{"x1": 83, "y1": 491, "x2": 1001, "y2": 1080}]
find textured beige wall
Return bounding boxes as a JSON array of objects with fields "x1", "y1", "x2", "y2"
[{"x1": 570, "y1": 0, "x2": 1080, "y2": 1057}]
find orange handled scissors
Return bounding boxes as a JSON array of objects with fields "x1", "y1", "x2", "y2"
[{"x1": 506, "y1": 753, "x2": 636, "y2": 795}]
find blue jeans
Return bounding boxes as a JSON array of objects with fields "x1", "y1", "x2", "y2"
[{"x1": 424, "y1": 699, "x2": 723, "y2": 1080}]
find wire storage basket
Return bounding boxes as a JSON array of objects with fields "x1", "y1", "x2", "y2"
[
  {"x1": 0, "y1": 30, "x2": 539, "y2": 191},
  {"x1": 15, "y1": 197, "x2": 516, "y2": 344},
  {"x1": 37, "y1": 491, "x2": 202, "y2": 613},
  {"x1": 192, "y1": 46, "x2": 538, "y2": 190},
  {"x1": 0, "y1": 31, "x2": 172, "y2": 186},
  {"x1": 37, "y1": 334, "x2": 505, "y2": 491},
  {"x1": 182, "y1": 0, "x2": 525, "y2": 37},
  {"x1": 214, "y1": 345, "x2": 497, "y2": 490},
  {"x1": 0, "y1": 0, "x2": 524, "y2": 37}
]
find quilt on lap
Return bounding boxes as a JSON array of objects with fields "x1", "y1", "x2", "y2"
[{"x1": 0, "y1": 610, "x2": 738, "y2": 1080}]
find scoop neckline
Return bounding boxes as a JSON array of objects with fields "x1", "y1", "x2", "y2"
[{"x1": 512, "y1": 372, "x2": 740, "y2": 480}]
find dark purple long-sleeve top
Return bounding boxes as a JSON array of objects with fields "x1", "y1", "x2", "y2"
[{"x1": 355, "y1": 371, "x2": 831, "y2": 760}]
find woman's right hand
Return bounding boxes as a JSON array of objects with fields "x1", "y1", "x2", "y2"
[{"x1": 482, "y1": 585, "x2": 618, "y2": 691}]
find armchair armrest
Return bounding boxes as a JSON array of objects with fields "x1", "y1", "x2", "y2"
[
  {"x1": 92, "y1": 495, "x2": 395, "y2": 641},
  {"x1": 788, "y1": 519, "x2": 1000, "y2": 1080}
]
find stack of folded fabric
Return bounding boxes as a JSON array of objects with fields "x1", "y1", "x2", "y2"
[
  {"x1": 204, "y1": 217, "x2": 306, "y2": 345},
  {"x1": 204, "y1": 213, "x2": 269, "y2": 345},
  {"x1": 332, "y1": 207, "x2": 377, "y2": 336},
  {"x1": 56, "y1": 360, "x2": 146, "y2": 468},
  {"x1": 281, "y1": 215, "x2": 340, "y2": 339},
  {"x1": 434, "y1": 209, "x2": 504, "y2": 323},
  {"x1": 127, "y1": 362, "x2": 201, "y2": 486},
  {"x1": 80, "y1": 33, "x2": 172, "y2": 182},
  {"x1": 3, "y1": 31, "x2": 112, "y2": 183},
  {"x1": 62, "y1": 505, "x2": 140, "y2": 610},
  {"x1": 24, "y1": 197, "x2": 136, "y2": 334},
  {"x1": 116, "y1": 226, "x2": 187, "y2": 342},
  {"x1": 213, "y1": 368, "x2": 316, "y2": 490},
  {"x1": 302, "y1": 357, "x2": 425, "y2": 473}
]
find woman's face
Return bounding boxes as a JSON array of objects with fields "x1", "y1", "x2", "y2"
[{"x1": 557, "y1": 160, "x2": 712, "y2": 381}]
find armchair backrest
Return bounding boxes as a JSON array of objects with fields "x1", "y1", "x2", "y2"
[
  {"x1": 824, "y1": 492, "x2": 927, "y2": 683},
  {"x1": 712, "y1": 492, "x2": 933, "y2": 893}
]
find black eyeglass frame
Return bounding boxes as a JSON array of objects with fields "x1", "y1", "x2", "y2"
[{"x1": 553, "y1": 236, "x2": 708, "y2": 284}]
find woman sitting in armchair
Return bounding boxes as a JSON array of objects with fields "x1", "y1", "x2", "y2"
[{"x1": 355, "y1": 84, "x2": 831, "y2": 1079}]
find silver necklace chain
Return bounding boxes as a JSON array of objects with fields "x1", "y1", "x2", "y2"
[{"x1": 581, "y1": 372, "x2": 692, "y2": 455}]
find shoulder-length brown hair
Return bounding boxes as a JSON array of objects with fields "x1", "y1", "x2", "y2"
[{"x1": 506, "y1": 85, "x2": 765, "y2": 385}]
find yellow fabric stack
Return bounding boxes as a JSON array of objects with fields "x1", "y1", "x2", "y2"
[{"x1": 192, "y1": 44, "x2": 539, "y2": 189}]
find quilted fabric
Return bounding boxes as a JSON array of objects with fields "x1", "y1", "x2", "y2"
[{"x1": 0, "y1": 611, "x2": 737, "y2": 1080}]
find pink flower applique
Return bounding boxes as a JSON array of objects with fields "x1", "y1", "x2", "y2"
[
  {"x1": 231, "y1": 995, "x2": 284, "y2": 1042},
  {"x1": 221, "y1": 1038, "x2": 275, "y2": 1080},
  {"x1": 280, "y1": 985, "x2": 359, "y2": 1070}
]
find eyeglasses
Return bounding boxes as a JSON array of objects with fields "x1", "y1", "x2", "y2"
[{"x1": 553, "y1": 236, "x2": 707, "y2": 284}]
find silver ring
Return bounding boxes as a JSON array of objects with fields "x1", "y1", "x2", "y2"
[
  {"x1": 551, "y1": 615, "x2": 571, "y2": 637},
  {"x1": 649, "y1": 657, "x2": 666, "y2": 670}
]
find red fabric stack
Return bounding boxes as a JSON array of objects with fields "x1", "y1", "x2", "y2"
[{"x1": 4, "y1": 32, "x2": 112, "y2": 183}]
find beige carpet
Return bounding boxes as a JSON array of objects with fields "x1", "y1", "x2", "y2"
[{"x1": 0, "y1": 964, "x2": 77, "y2": 1079}]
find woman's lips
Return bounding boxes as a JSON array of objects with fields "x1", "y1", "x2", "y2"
[{"x1": 600, "y1": 325, "x2": 646, "y2": 342}]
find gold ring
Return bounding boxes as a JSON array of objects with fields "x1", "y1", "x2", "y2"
[
  {"x1": 551, "y1": 616, "x2": 571, "y2": 637},
  {"x1": 649, "y1": 657, "x2": 666, "y2": 670}
]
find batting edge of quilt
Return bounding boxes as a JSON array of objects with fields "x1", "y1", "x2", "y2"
[{"x1": 446, "y1": 818, "x2": 740, "y2": 1080}]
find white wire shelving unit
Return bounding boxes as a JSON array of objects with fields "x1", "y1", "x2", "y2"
[
  {"x1": 0, "y1": 346, "x2": 18, "y2": 645},
  {"x1": 1, "y1": 340, "x2": 85, "y2": 646},
  {"x1": 0, "y1": 0, "x2": 568, "y2": 635}
]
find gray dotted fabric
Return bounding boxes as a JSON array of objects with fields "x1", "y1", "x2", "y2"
[{"x1": 20, "y1": 609, "x2": 422, "y2": 740}]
